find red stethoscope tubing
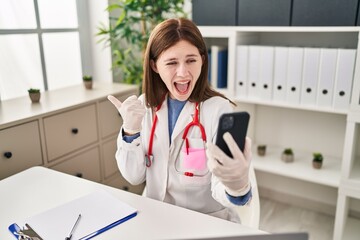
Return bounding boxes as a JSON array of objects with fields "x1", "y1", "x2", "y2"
[
  {"x1": 146, "y1": 101, "x2": 206, "y2": 168},
  {"x1": 146, "y1": 104, "x2": 161, "y2": 167}
]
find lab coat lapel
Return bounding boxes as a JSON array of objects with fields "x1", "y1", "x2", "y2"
[
  {"x1": 155, "y1": 99, "x2": 170, "y2": 148},
  {"x1": 171, "y1": 101, "x2": 194, "y2": 142}
]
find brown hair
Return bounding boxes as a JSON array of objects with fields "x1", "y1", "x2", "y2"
[{"x1": 142, "y1": 18, "x2": 234, "y2": 108}]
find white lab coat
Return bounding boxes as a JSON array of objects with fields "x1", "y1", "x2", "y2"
[{"x1": 116, "y1": 94, "x2": 243, "y2": 222}]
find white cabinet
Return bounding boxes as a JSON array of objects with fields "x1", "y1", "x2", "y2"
[
  {"x1": 44, "y1": 104, "x2": 99, "y2": 161},
  {"x1": 0, "y1": 83, "x2": 145, "y2": 194},
  {"x1": 199, "y1": 26, "x2": 360, "y2": 240},
  {"x1": 0, "y1": 121, "x2": 43, "y2": 179},
  {"x1": 51, "y1": 146, "x2": 101, "y2": 182}
]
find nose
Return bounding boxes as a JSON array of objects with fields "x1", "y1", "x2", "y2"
[{"x1": 177, "y1": 63, "x2": 188, "y2": 77}]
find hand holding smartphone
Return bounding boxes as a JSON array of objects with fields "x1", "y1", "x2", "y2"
[{"x1": 215, "y1": 111, "x2": 250, "y2": 158}]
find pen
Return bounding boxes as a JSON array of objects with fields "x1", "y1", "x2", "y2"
[{"x1": 65, "y1": 214, "x2": 81, "y2": 240}]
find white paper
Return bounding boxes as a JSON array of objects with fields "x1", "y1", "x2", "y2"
[{"x1": 15, "y1": 190, "x2": 137, "y2": 240}]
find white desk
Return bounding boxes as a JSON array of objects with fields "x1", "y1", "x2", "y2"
[{"x1": 0, "y1": 167, "x2": 264, "y2": 239}]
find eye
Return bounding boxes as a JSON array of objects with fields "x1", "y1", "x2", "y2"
[
  {"x1": 187, "y1": 58, "x2": 197, "y2": 63},
  {"x1": 166, "y1": 61, "x2": 177, "y2": 66}
]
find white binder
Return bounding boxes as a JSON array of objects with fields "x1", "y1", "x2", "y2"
[
  {"x1": 247, "y1": 46, "x2": 261, "y2": 99},
  {"x1": 286, "y1": 47, "x2": 304, "y2": 104},
  {"x1": 258, "y1": 46, "x2": 275, "y2": 100},
  {"x1": 317, "y1": 48, "x2": 337, "y2": 108},
  {"x1": 273, "y1": 47, "x2": 288, "y2": 102},
  {"x1": 300, "y1": 48, "x2": 320, "y2": 106},
  {"x1": 235, "y1": 45, "x2": 248, "y2": 99},
  {"x1": 333, "y1": 49, "x2": 356, "y2": 110}
]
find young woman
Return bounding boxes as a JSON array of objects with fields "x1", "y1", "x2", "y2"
[{"x1": 108, "y1": 18, "x2": 253, "y2": 223}]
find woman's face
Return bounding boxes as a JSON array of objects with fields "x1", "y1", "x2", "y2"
[{"x1": 151, "y1": 40, "x2": 203, "y2": 101}]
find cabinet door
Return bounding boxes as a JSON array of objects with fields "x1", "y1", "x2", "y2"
[
  {"x1": 104, "y1": 173, "x2": 145, "y2": 195},
  {"x1": 44, "y1": 104, "x2": 98, "y2": 161},
  {"x1": 51, "y1": 147, "x2": 101, "y2": 182},
  {"x1": 0, "y1": 121, "x2": 42, "y2": 179},
  {"x1": 237, "y1": 0, "x2": 291, "y2": 26},
  {"x1": 292, "y1": 0, "x2": 357, "y2": 26},
  {"x1": 192, "y1": 0, "x2": 237, "y2": 26},
  {"x1": 98, "y1": 92, "x2": 136, "y2": 139}
]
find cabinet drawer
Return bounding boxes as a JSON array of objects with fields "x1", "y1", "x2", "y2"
[
  {"x1": 51, "y1": 147, "x2": 101, "y2": 182},
  {"x1": 102, "y1": 137, "x2": 118, "y2": 178},
  {"x1": 44, "y1": 104, "x2": 98, "y2": 161},
  {"x1": 99, "y1": 92, "x2": 135, "y2": 138},
  {"x1": 0, "y1": 121, "x2": 42, "y2": 179},
  {"x1": 104, "y1": 173, "x2": 145, "y2": 195}
]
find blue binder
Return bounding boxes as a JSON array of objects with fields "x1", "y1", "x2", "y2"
[{"x1": 217, "y1": 49, "x2": 228, "y2": 88}]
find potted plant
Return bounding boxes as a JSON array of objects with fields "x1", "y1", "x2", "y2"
[
  {"x1": 257, "y1": 145, "x2": 267, "y2": 156},
  {"x1": 83, "y1": 75, "x2": 93, "y2": 89},
  {"x1": 281, "y1": 148, "x2": 294, "y2": 163},
  {"x1": 312, "y1": 152, "x2": 323, "y2": 169},
  {"x1": 97, "y1": 0, "x2": 187, "y2": 85},
  {"x1": 28, "y1": 88, "x2": 41, "y2": 103}
]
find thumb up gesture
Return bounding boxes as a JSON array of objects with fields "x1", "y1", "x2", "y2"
[{"x1": 107, "y1": 95, "x2": 146, "y2": 135}]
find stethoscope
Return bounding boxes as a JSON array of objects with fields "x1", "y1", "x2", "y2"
[{"x1": 145, "y1": 100, "x2": 207, "y2": 177}]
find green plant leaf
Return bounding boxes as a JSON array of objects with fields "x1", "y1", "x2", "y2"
[{"x1": 97, "y1": 0, "x2": 186, "y2": 85}]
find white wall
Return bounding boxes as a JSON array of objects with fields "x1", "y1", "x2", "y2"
[{"x1": 88, "y1": 1, "x2": 112, "y2": 83}]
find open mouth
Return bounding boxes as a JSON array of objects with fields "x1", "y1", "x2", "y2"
[{"x1": 174, "y1": 81, "x2": 190, "y2": 95}]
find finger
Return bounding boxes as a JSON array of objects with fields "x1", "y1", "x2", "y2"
[
  {"x1": 243, "y1": 137, "x2": 252, "y2": 162},
  {"x1": 107, "y1": 95, "x2": 122, "y2": 108},
  {"x1": 206, "y1": 142, "x2": 231, "y2": 165},
  {"x1": 223, "y1": 132, "x2": 245, "y2": 161}
]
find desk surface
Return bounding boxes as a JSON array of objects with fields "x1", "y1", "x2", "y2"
[{"x1": 0, "y1": 167, "x2": 264, "y2": 240}]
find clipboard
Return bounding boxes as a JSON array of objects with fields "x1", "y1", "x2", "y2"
[{"x1": 8, "y1": 190, "x2": 137, "y2": 240}]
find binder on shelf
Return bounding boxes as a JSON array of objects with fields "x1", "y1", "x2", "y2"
[
  {"x1": 286, "y1": 47, "x2": 304, "y2": 104},
  {"x1": 8, "y1": 190, "x2": 137, "y2": 240},
  {"x1": 247, "y1": 45, "x2": 261, "y2": 99},
  {"x1": 333, "y1": 48, "x2": 356, "y2": 110},
  {"x1": 273, "y1": 47, "x2": 288, "y2": 102},
  {"x1": 258, "y1": 46, "x2": 275, "y2": 101},
  {"x1": 217, "y1": 48, "x2": 228, "y2": 88},
  {"x1": 300, "y1": 48, "x2": 320, "y2": 106},
  {"x1": 208, "y1": 49, "x2": 211, "y2": 83},
  {"x1": 235, "y1": 45, "x2": 248, "y2": 98},
  {"x1": 317, "y1": 48, "x2": 337, "y2": 108},
  {"x1": 211, "y1": 45, "x2": 228, "y2": 88}
]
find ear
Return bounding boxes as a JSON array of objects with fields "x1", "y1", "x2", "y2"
[{"x1": 150, "y1": 60, "x2": 159, "y2": 73}]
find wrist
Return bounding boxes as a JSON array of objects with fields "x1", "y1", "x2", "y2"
[
  {"x1": 225, "y1": 182, "x2": 251, "y2": 197},
  {"x1": 122, "y1": 128, "x2": 140, "y2": 136}
]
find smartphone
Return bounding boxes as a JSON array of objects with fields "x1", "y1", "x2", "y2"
[{"x1": 215, "y1": 111, "x2": 250, "y2": 158}]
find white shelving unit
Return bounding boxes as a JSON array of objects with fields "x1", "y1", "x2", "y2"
[{"x1": 199, "y1": 26, "x2": 360, "y2": 240}]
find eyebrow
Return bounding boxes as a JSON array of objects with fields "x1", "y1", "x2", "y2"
[{"x1": 163, "y1": 54, "x2": 199, "y2": 62}]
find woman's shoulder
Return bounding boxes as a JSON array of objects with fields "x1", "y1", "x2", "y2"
[{"x1": 202, "y1": 96, "x2": 232, "y2": 110}]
